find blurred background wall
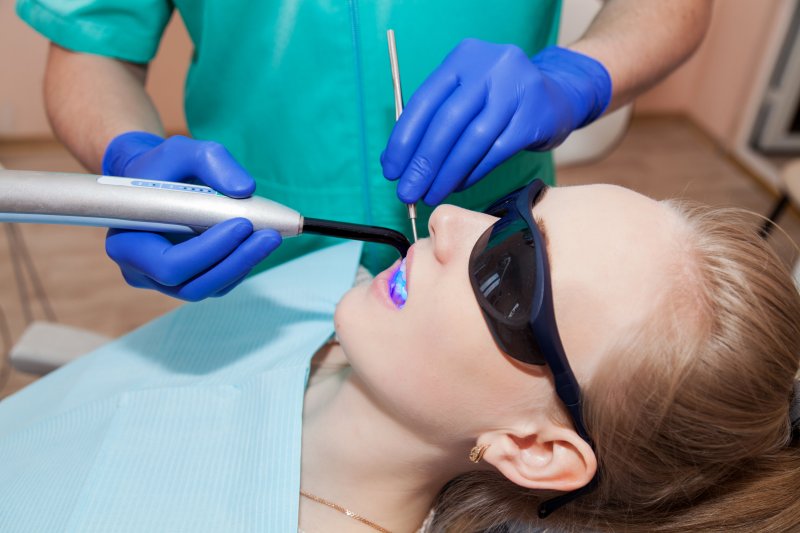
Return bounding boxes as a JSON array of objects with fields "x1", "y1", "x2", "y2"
[
  {"x1": 636, "y1": 0, "x2": 783, "y2": 148},
  {"x1": 0, "y1": 0, "x2": 191, "y2": 138}
]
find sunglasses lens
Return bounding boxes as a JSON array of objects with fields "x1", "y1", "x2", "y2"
[
  {"x1": 470, "y1": 217, "x2": 537, "y2": 325},
  {"x1": 470, "y1": 195, "x2": 546, "y2": 365}
]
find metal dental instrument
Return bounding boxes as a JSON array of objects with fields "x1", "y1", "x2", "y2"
[
  {"x1": 387, "y1": 29, "x2": 418, "y2": 243},
  {"x1": 0, "y1": 170, "x2": 411, "y2": 258}
]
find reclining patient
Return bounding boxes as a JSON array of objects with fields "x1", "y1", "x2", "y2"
[{"x1": 1, "y1": 179, "x2": 799, "y2": 533}]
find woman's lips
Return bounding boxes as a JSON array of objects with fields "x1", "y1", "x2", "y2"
[{"x1": 371, "y1": 258, "x2": 401, "y2": 310}]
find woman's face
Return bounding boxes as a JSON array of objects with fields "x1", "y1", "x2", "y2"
[{"x1": 334, "y1": 184, "x2": 683, "y2": 441}]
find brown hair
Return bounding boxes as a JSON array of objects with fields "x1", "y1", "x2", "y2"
[{"x1": 428, "y1": 203, "x2": 800, "y2": 532}]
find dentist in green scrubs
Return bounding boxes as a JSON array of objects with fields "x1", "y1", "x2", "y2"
[{"x1": 17, "y1": 0, "x2": 711, "y2": 301}]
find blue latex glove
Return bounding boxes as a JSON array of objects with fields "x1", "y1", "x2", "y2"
[
  {"x1": 381, "y1": 41, "x2": 612, "y2": 205},
  {"x1": 102, "y1": 132, "x2": 282, "y2": 301}
]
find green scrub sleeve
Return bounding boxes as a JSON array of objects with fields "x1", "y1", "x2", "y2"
[{"x1": 16, "y1": 0, "x2": 173, "y2": 63}]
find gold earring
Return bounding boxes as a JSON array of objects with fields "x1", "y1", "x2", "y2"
[{"x1": 469, "y1": 443, "x2": 490, "y2": 463}]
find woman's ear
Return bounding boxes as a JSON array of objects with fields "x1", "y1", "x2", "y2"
[{"x1": 478, "y1": 426, "x2": 597, "y2": 492}]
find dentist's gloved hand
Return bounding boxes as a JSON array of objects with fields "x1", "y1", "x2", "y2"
[
  {"x1": 102, "y1": 132, "x2": 282, "y2": 301},
  {"x1": 381, "y1": 40, "x2": 612, "y2": 205}
]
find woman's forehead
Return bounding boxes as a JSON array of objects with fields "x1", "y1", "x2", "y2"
[
  {"x1": 534, "y1": 184, "x2": 676, "y2": 250},
  {"x1": 536, "y1": 184, "x2": 684, "y2": 377}
]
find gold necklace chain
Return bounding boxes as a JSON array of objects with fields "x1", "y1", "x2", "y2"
[{"x1": 300, "y1": 490, "x2": 394, "y2": 533}]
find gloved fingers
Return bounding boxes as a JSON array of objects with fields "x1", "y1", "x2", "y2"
[
  {"x1": 517, "y1": 94, "x2": 568, "y2": 151},
  {"x1": 174, "y1": 229, "x2": 282, "y2": 301},
  {"x1": 394, "y1": 86, "x2": 486, "y2": 204},
  {"x1": 106, "y1": 218, "x2": 254, "y2": 287},
  {"x1": 421, "y1": 98, "x2": 516, "y2": 205},
  {"x1": 189, "y1": 139, "x2": 256, "y2": 198},
  {"x1": 120, "y1": 265, "x2": 206, "y2": 300},
  {"x1": 113, "y1": 231, "x2": 280, "y2": 301},
  {"x1": 118, "y1": 266, "x2": 161, "y2": 292},
  {"x1": 459, "y1": 121, "x2": 528, "y2": 192},
  {"x1": 210, "y1": 272, "x2": 250, "y2": 298},
  {"x1": 113, "y1": 229, "x2": 280, "y2": 301},
  {"x1": 125, "y1": 136, "x2": 256, "y2": 198},
  {"x1": 381, "y1": 68, "x2": 460, "y2": 181},
  {"x1": 120, "y1": 269, "x2": 193, "y2": 300}
]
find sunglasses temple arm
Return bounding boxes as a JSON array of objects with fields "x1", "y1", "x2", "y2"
[
  {"x1": 537, "y1": 472, "x2": 600, "y2": 518},
  {"x1": 552, "y1": 370, "x2": 592, "y2": 444}
]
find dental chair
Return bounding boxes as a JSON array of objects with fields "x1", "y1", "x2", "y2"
[{"x1": 4, "y1": 0, "x2": 633, "y2": 379}]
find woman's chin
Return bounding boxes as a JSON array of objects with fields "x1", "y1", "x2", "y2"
[{"x1": 333, "y1": 284, "x2": 379, "y2": 347}]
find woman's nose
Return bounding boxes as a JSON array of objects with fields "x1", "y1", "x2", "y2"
[{"x1": 428, "y1": 205, "x2": 496, "y2": 264}]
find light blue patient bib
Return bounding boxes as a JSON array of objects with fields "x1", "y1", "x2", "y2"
[{"x1": 0, "y1": 242, "x2": 363, "y2": 532}]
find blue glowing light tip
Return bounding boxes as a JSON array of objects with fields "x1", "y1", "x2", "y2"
[{"x1": 388, "y1": 258, "x2": 408, "y2": 309}]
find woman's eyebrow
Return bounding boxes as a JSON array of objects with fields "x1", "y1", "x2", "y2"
[
  {"x1": 535, "y1": 216, "x2": 550, "y2": 251},
  {"x1": 533, "y1": 187, "x2": 550, "y2": 251}
]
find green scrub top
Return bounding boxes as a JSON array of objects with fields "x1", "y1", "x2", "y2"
[{"x1": 18, "y1": 0, "x2": 561, "y2": 273}]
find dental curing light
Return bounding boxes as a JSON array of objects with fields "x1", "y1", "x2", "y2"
[{"x1": 0, "y1": 170, "x2": 410, "y2": 257}]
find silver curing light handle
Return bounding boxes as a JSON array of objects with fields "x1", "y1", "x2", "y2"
[{"x1": 0, "y1": 170, "x2": 303, "y2": 236}]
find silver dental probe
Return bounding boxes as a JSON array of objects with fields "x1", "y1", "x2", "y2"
[{"x1": 387, "y1": 29, "x2": 418, "y2": 243}]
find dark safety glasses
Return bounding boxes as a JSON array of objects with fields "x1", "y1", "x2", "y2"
[{"x1": 468, "y1": 179, "x2": 598, "y2": 517}]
